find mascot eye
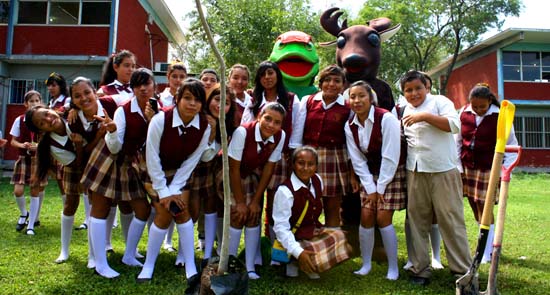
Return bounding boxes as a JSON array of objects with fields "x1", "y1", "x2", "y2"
[
  {"x1": 305, "y1": 43, "x2": 313, "y2": 51},
  {"x1": 278, "y1": 43, "x2": 285, "y2": 49},
  {"x1": 337, "y1": 36, "x2": 346, "y2": 48},
  {"x1": 367, "y1": 33, "x2": 380, "y2": 47}
]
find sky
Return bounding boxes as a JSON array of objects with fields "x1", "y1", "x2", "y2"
[{"x1": 164, "y1": 0, "x2": 550, "y2": 41}]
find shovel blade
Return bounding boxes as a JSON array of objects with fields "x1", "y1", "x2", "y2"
[{"x1": 456, "y1": 271, "x2": 480, "y2": 295}]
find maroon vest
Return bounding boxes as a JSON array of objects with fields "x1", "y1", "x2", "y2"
[
  {"x1": 460, "y1": 108, "x2": 498, "y2": 170},
  {"x1": 284, "y1": 174, "x2": 324, "y2": 241},
  {"x1": 16, "y1": 115, "x2": 36, "y2": 156},
  {"x1": 50, "y1": 132, "x2": 75, "y2": 154},
  {"x1": 121, "y1": 101, "x2": 148, "y2": 156},
  {"x1": 303, "y1": 94, "x2": 351, "y2": 148},
  {"x1": 239, "y1": 122, "x2": 282, "y2": 178},
  {"x1": 159, "y1": 107, "x2": 208, "y2": 170},
  {"x1": 348, "y1": 107, "x2": 386, "y2": 175},
  {"x1": 50, "y1": 96, "x2": 68, "y2": 113},
  {"x1": 68, "y1": 96, "x2": 118, "y2": 144},
  {"x1": 100, "y1": 84, "x2": 119, "y2": 96}
]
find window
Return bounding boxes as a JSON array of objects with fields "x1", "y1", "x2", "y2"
[
  {"x1": 17, "y1": 0, "x2": 110, "y2": 25},
  {"x1": 9, "y1": 80, "x2": 36, "y2": 104},
  {"x1": 503, "y1": 51, "x2": 550, "y2": 82},
  {"x1": 0, "y1": 1, "x2": 9, "y2": 23},
  {"x1": 514, "y1": 116, "x2": 550, "y2": 149}
]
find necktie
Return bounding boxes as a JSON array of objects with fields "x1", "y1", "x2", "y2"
[{"x1": 116, "y1": 84, "x2": 131, "y2": 93}]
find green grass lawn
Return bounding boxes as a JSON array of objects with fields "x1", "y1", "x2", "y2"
[{"x1": 0, "y1": 173, "x2": 549, "y2": 294}]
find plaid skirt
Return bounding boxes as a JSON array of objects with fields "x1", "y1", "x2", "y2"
[
  {"x1": 63, "y1": 163, "x2": 84, "y2": 195},
  {"x1": 49, "y1": 158, "x2": 64, "y2": 181},
  {"x1": 267, "y1": 154, "x2": 290, "y2": 190},
  {"x1": 11, "y1": 155, "x2": 48, "y2": 187},
  {"x1": 81, "y1": 140, "x2": 146, "y2": 201},
  {"x1": 463, "y1": 166, "x2": 499, "y2": 203},
  {"x1": 299, "y1": 228, "x2": 351, "y2": 273},
  {"x1": 360, "y1": 164, "x2": 407, "y2": 211},
  {"x1": 189, "y1": 161, "x2": 215, "y2": 195},
  {"x1": 216, "y1": 168, "x2": 259, "y2": 205},
  {"x1": 316, "y1": 146, "x2": 350, "y2": 198}
]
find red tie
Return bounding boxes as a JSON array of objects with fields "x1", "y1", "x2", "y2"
[{"x1": 116, "y1": 84, "x2": 131, "y2": 93}]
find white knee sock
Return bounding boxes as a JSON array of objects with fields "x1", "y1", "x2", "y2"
[
  {"x1": 164, "y1": 220, "x2": 175, "y2": 248},
  {"x1": 120, "y1": 212, "x2": 133, "y2": 242},
  {"x1": 204, "y1": 213, "x2": 217, "y2": 259},
  {"x1": 380, "y1": 224, "x2": 399, "y2": 280},
  {"x1": 122, "y1": 217, "x2": 146, "y2": 267},
  {"x1": 244, "y1": 226, "x2": 260, "y2": 277},
  {"x1": 138, "y1": 223, "x2": 166, "y2": 279},
  {"x1": 37, "y1": 191, "x2": 44, "y2": 221},
  {"x1": 430, "y1": 224, "x2": 443, "y2": 269},
  {"x1": 254, "y1": 228, "x2": 262, "y2": 266},
  {"x1": 105, "y1": 207, "x2": 116, "y2": 250},
  {"x1": 177, "y1": 220, "x2": 197, "y2": 279},
  {"x1": 482, "y1": 224, "x2": 495, "y2": 263},
  {"x1": 56, "y1": 214, "x2": 75, "y2": 263},
  {"x1": 27, "y1": 196, "x2": 40, "y2": 231},
  {"x1": 147, "y1": 207, "x2": 156, "y2": 232},
  {"x1": 15, "y1": 194, "x2": 27, "y2": 221},
  {"x1": 229, "y1": 226, "x2": 242, "y2": 256},
  {"x1": 87, "y1": 220, "x2": 95, "y2": 269},
  {"x1": 90, "y1": 217, "x2": 119, "y2": 278},
  {"x1": 83, "y1": 194, "x2": 90, "y2": 225},
  {"x1": 354, "y1": 226, "x2": 374, "y2": 275}
]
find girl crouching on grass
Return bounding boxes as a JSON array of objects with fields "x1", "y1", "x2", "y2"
[
  {"x1": 11, "y1": 91, "x2": 47, "y2": 234},
  {"x1": 139, "y1": 78, "x2": 211, "y2": 291},
  {"x1": 273, "y1": 146, "x2": 351, "y2": 279}
]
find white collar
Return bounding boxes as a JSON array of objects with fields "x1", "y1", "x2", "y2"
[
  {"x1": 78, "y1": 100, "x2": 104, "y2": 124},
  {"x1": 130, "y1": 97, "x2": 146, "y2": 118},
  {"x1": 314, "y1": 91, "x2": 345, "y2": 106},
  {"x1": 464, "y1": 103, "x2": 500, "y2": 117},
  {"x1": 254, "y1": 123, "x2": 275, "y2": 144},
  {"x1": 172, "y1": 108, "x2": 201, "y2": 130},
  {"x1": 351, "y1": 106, "x2": 374, "y2": 127},
  {"x1": 290, "y1": 172, "x2": 311, "y2": 191}
]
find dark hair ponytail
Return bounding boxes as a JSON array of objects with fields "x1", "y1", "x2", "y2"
[
  {"x1": 100, "y1": 50, "x2": 135, "y2": 86},
  {"x1": 251, "y1": 61, "x2": 289, "y2": 118},
  {"x1": 469, "y1": 83, "x2": 500, "y2": 107}
]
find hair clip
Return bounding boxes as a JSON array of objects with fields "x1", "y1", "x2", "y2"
[{"x1": 476, "y1": 82, "x2": 490, "y2": 88}]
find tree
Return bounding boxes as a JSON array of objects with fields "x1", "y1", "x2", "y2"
[
  {"x1": 182, "y1": 0, "x2": 324, "y2": 78},
  {"x1": 355, "y1": 0, "x2": 521, "y2": 94}
]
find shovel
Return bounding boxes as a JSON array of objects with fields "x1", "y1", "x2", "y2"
[
  {"x1": 456, "y1": 100, "x2": 516, "y2": 295},
  {"x1": 481, "y1": 145, "x2": 522, "y2": 295}
]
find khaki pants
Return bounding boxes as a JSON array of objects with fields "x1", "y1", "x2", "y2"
[{"x1": 407, "y1": 168, "x2": 472, "y2": 278}]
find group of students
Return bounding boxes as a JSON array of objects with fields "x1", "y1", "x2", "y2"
[{"x1": 6, "y1": 48, "x2": 517, "y2": 288}]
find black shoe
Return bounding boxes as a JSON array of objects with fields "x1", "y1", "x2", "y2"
[
  {"x1": 184, "y1": 274, "x2": 200, "y2": 295},
  {"x1": 16, "y1": 213, "x2": 29, "y2": 231},
  {"x1": 106, "y1": 248, "x2": 115, "y2": 254},
  {"x1": 136, "y1": 275, "x2": 152, "y2": 284},
  {"x1": 75, "y1": 223, "x2": 88, "y2": 231},
  {"x1": 410, "y1": 276, "x2": 430, "y2": 286},
  {"x1": 34, "y1": 220, "x2": 41, "y2": 227}
]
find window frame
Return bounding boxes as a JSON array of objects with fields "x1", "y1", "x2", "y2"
[
  {"x1": 514, "y1": 115, "x2": 550, "y2": 149},
  {"x1": 502, "y1": 50, "x2": 550, "y2": 82},
  {"x1": 17, "y1": 0, "x2": 111, "y2": 26}
]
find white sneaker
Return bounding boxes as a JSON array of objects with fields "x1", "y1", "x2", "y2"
[
  {"x1": 286, "y1": 262, "x2": 299, "y2": 277},
  {"x1": 403, "y1": 260, "x2": 413, "y2": 270}
]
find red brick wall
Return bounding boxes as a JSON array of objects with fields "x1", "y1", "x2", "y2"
[
  {"x1": 12, "y1": 26, "x2": 110, "y2": 55},
  {"x1": 0, "y1": 26, "x2": 6, "y2": 54},
  {"x1": 3, "y1": 105, "x2": 27, "y2": 161},
  {"x1": 504, "y1": 82, "x2": 550, "y2": 101},
  {"x1": 443, "y1": 52, "x2": 498, "y2": 109}
]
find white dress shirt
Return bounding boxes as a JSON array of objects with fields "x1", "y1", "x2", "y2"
[
  {"x1": 403, "y1": 94, "x2": 461, "y2": 173},
  {"x1": 235, "y1": 91, "x2": 252, "y2": 110},
  {"x1": 455, "y1": 104, "x2": 519, "y2": 172},
  {"x1": 105, "y1": 97, "x2": 145, "y2": 154},
  {"x1": 273, "y1": 172, "x2": 324, "y2": 259},
  {"x1": 100, "y1": 80, "x2": 133, "y2": 105},
  {"x1": 240, "y1": 92, "x2": 300, "y2": 149},
  {"x1": 292, "y1": 91, "x2": 350, "y2": 147},
  {"x1": 228, "y1": 124, "x2": 285, "y2": 163},
  {"x1": 50, "y1": 121, "x2": 76, "y2": 165},
  {"x1": 159, "y1": 88, "x2": 175, "y2": 108},
  {"x1": 49, "y1": 94, "x2": 71, "y2": 110},
  {"x1": 77, "y1": 99, "x2": 105, "y2": 133},
  {"x1": 345, "y1": 107, "x2": 401, "y2": 194},
  {"x1": 9, "y1": 116, "x2": 23, "y2": 138},
  {"x1": 146, "y1": 108, "x2": 211, "y2": 199}
]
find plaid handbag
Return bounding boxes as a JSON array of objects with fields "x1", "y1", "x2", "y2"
[{"x1": 271, "y1": 200, "x2": 309, "y2": 264}]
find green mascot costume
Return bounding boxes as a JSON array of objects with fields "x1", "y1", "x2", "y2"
[{"x1": 268, "y1": 31, "x2": 319, "y2": 99}]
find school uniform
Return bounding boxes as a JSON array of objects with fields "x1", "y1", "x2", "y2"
[
  {"x1": 82, "y1": 97, "x2": 147, "y2": 201},
  {"x1": 10, "y1": 115, "x2": 48, "y2": 186},
  {"x1": 403, "y1": 94, "x2": 471, "y2": 279},
  {"x1": 345, "y1": 106, "x2": 406, "y2": 210},
  {"x1": 139, "y1": 106, "x2": 210, "y2": 281},
  {"x1": 99, "y1": 80, "x2": 133, "y2": 105},
  {"x1": 293, "y1": 92, "x2": 351, "y2": 198},
  {"x1": 159, "y1": 88, "x2": 175, "y2": 108},
  {"x1": 49, "y1": 95, "x2": 71, "y2": 113},
  {"x1": 456, "y1": 104, "x2": 518, "y2": 202},
  {"x1": 273, "y1": 172, "x2": 350, "y2": 274},
  {"x1": 234, "y1": 91, "x2": 252, "y2": 126}
]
